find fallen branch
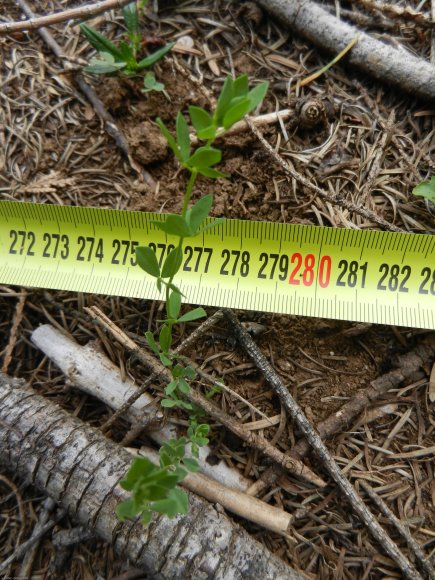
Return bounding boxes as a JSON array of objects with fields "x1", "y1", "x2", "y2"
[
  {"x1": 0, "y1": 373, "x2": 302, "y2": 578},
  {"x1": 224, "y1": 308, "x2": 422, "y2": 580},
  {"x1": 85, "y1": 306, "x2": 326, "y2": 488},
  {"x1": 15, "y1": 0, "x2": 156, "y2": 188},
  {"x1": 255, "y1": 0, "x2": 435, "y2": 102},
  {"x1": 1, "y1": 0, "x2": 132, "y2": 33}
]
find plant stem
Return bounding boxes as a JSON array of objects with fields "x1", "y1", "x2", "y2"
[
  {"x1": 164, "y1": 168, "x2": 199, "y2": 345},
  {"x1": 181, "y1": 170, "x2": 198, "y2": 217}
]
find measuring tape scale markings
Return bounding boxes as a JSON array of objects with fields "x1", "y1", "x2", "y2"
[{"x1": 0, "y1": 201, "x2": 434, "y2": 329}]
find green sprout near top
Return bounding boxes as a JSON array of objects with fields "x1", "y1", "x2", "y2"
[{"x1": 80, "y1": 2, "x2": 174, "y2": 76}]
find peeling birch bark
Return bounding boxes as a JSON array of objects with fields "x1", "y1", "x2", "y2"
[
  {"x1": 255, "y1": 0, "x2": 435, "y2": 101},
  {"x1": 31, "y1": 324, "x2": 249, "y2": 492},
  {"x1": 0, "y1": 373, "x2": 303, "y2": 579}
]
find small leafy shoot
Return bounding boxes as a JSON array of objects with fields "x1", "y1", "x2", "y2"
[{"x1": 119, "y1": 73, "x2": 268, "y2": 528}]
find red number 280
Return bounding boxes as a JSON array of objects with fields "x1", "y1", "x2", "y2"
[{"x1": 288, "y1": 253, "x2": 331, "y2": 288}]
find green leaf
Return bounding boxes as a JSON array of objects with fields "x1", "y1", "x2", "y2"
[
  {"x1": 136, "y1": 246, "x2": 160, "y2": 277},
  {"x1": 188, "y1": 106, "x2": 215, "y2": 137},
  {"x1": 222, "y1": 98, "x2": 251, "y2": 129},
  {"x1": 153, "y1": 215, "x2": 192, "y2": 237},
  {"x1": 172, "y1": 363, "x2": 184, "y2": 379},
  {"x1": 196, "y1": 217, "x2": 225, "y2": 235},
  {"x1": 141, "y1": 510, "x2": 153, "y2": 525},
  {"x1": 156, "y1": 117, "x2": 181, "y2": 161},
  {"x1": 180, "y1": 400, "x2": 193, "y2": 411},
  {"x1": 178, "y1": 378, "x2": 190, "y2": 394},
  {"x1": 84, "y1": 52, "x2": 126, "y2": 74},
  {"x1": 187, "y1": 146, "x2": 221, "y2": 170},
  {"x1": 178, "y1": 307, "x2": 207, "y2": 323},
  {"x1": 143, "y1": 72, "x2": 165, "y2": 93},
  {"x1": 183, "y1": 365, "x2": 196, "y2": 380},
  {"x1": 197, "y1": 126, "x2": 217, "y2": 140},
  {"x1": 120, "y1": 457, "x2": 157, "y2": 490},
  {"x1": 161, "y1": 398, "x2": 178, "y2": 408},
  {"x1": 215, "y1": 75, "x2": 234, "y2": 125},
  {"x1": 80, "y1": 23, "x2": 125, "y2": 61},
  {"x1": 197, "y1": 424, "x2": 210, "y2": 437},
  {"x1": 122, "y1": 2, "x2": 139, "y2": 38},
  {"x1": 413, "y1": 177, "x2": 435, "y2": 203},
  {"x1": 137, "y1": 42, "x2": 175, "y2": 70},
  {"x1": 145, "y1": 330, "x2": 160, "y2": 355},
  {"x1": 176, "y1": 112, "x2": 190, "y2": 162},
  {"x1": 247, "y1": 81, "x2": 269, "y2": 113},
  {"x1": 187, "y1": 194, "x2": 213, "y2": 233},
  {"x1": 159, "y1": 324, "x2": 172, "y2": 352},
  {"x1": 165, "y1": 380, "x2": 178, "y2": 396},
  {"x1": 159, "y1": 449, "x2": 173, "y2": 467},
  {"x1": 118, "y1": 41, "x2": 136, "y2": 67},
  {"x1": 168, "y1": 282, "x2": 183, "y2": 296},
  {"x1": 151, "y1": 487, "x2": 189, "y2": 518},
  {"x1": 233, "y1": 74, "x2": 249, "y2": 98},
  {"x1": 196, "y1": 167, "x2": 227, "y2": 179},
  {"x1": 116, "y1": 498, "x2": 137, "y2": 520},
  {"x1": 167, "y1": 289, "x2": 182, "y2": 319},
  {"x1": 160, "y1": 352, "x2": 173, "y2": 367},
  {"x1": 182, "y1": 457, "x2": 199, "y2": 472},
  {"x1": 162, "y1": 247, "x2": 183, "y2": 279}
]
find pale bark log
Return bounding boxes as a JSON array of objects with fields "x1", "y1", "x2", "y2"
[
  {"x1": 31, "y1": 324, "x2": 250, "y2": 492},
  {"x1": 255, "y1": 0, "x2": 435, "y2": 101},
  {"x1": 0, "y1": 373, "x2": 303, "y2": 579}
]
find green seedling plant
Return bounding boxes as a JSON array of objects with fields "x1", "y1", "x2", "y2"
[
  {"x1": 116, "y1": 74, "x2": 268, "y2": 525},
  {"x1": 80, "y1": 2, "x2": 174, "y2": 78}
]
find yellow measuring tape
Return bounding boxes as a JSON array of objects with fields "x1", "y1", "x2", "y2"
[{"x1": 0, "y1": 201, "x2": 434, "y2": 329}]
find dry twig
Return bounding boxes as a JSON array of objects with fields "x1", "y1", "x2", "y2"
[
  {"x1": 1, "y1": 289, "x2": 26, "y2": 374},
  {"x1": 1, "y1": 0, "x2": 132, "y2": 33}
]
